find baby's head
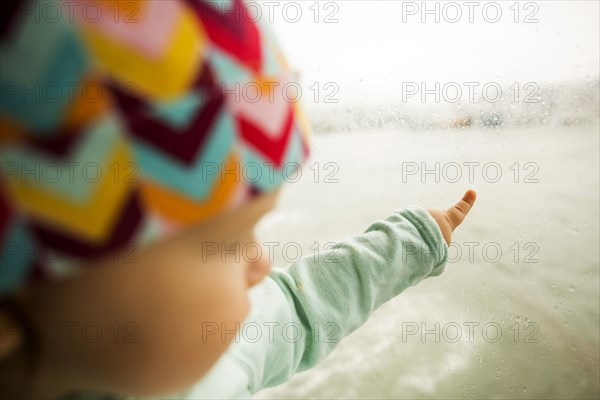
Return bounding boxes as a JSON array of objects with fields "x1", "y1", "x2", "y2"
[
  {"x1": 0, "y1": 187, "x2": 280, "y2": 397},
  {"x1": 0, "y1": 0, "x2": 308, "y2": 396}
]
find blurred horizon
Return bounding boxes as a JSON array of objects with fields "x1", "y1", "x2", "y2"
[{"x1": 269, "y1": 0, "x2": 599, "y2": 116}]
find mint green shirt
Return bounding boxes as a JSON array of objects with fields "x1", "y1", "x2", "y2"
[{"x1": 183, "y1": 207, "x2": 448, "y2": 398}]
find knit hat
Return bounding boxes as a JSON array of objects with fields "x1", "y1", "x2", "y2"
[{"x1": 0, "y1": 0, "x2": 311, "y2": 294}]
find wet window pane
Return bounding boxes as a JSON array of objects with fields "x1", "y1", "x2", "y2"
[{"x1": 258, "y1": 1, "x2": 600, "y2": 399}]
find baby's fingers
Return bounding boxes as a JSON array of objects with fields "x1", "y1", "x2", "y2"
[{"x1": 446, "y1": 190, "x2": 477, "y2": 230}]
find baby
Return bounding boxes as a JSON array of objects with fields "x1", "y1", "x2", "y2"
[
  {"x1": 0, "y1": 1, "x2": 475, "y2": 398},
  {"x1": 184, "y1": 189, "x2": 476, "y2": 398}
]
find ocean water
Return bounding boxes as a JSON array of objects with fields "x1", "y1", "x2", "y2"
[{"x1": 254, "y1": 122, "x2": 600, "y2": 399}]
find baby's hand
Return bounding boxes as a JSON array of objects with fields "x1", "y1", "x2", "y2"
[{"x1": 427, "y1": 190, "x2": 477, "y2": 245}]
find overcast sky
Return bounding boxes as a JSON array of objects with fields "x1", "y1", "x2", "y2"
[{"x1": 269, "y1": 1, "x2": 599, "y2": 103}]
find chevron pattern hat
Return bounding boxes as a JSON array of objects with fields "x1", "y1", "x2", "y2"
[{"x1": 0, "y1": 0, "x2": 311, "y2": 294}]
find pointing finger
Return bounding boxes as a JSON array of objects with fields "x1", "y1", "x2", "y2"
[{"x1": 446, "y1": 190, "x2": 477, "y2": 230}]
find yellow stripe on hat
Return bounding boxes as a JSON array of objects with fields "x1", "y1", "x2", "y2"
[
  {"x1": 6, "y1": 141, "x2": 135, "y2": 244},
  {"x1": 79, "y1": 6, "x2": 206, "y2": 100}
]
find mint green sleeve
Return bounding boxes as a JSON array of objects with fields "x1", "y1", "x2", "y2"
[{"x1": 183, "y1": 206, "x2": 448, "y2": 399}]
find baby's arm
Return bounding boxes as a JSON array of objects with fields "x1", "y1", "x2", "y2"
[{"x1": 185, "y1": 205, "x2": 457, "y2": 398}]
